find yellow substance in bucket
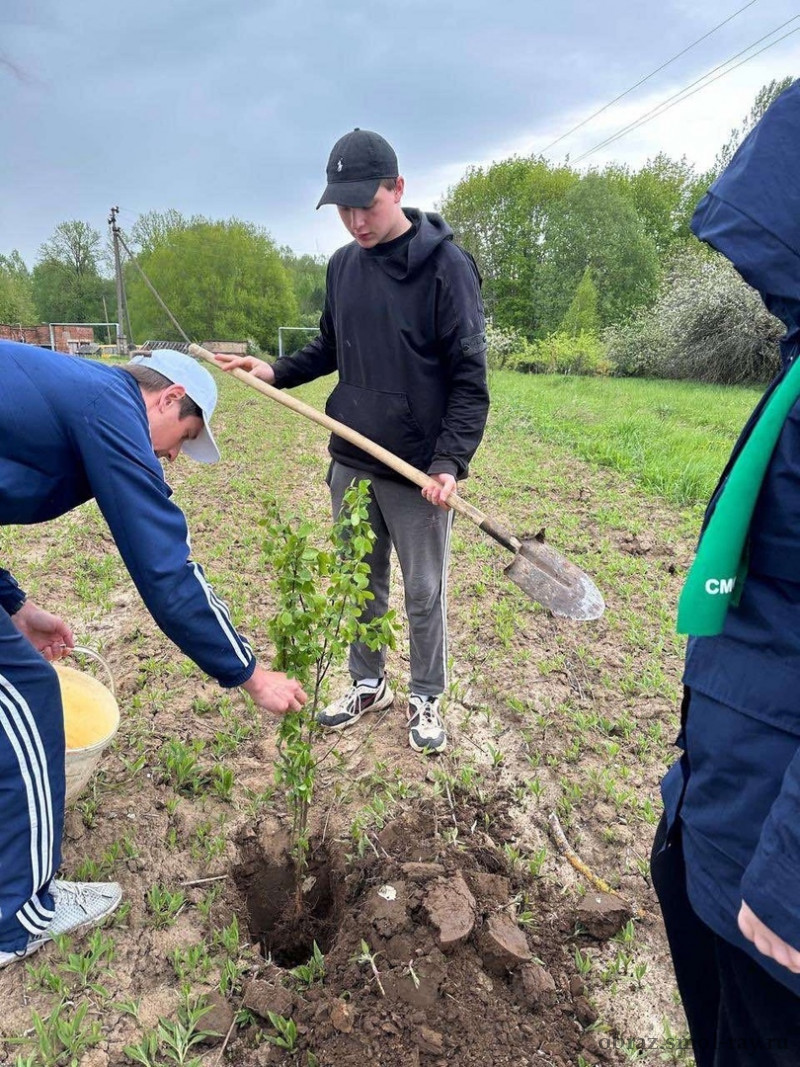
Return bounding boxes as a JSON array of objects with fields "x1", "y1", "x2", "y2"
[{"x1": 54, "y1": 662, "x2": 118, "y2": 750}]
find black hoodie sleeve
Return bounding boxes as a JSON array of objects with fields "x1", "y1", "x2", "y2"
[{"x1": 429, "y1": 248, "x2": 490, "y2": 479}]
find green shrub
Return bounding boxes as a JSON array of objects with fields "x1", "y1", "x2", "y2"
[
  {"x1": 485, "y1": 318, "x2": 525, "y2": 370},
  {"x1": 602, "y1": 311, "x2": 670, "y2": 379},
  {"x1": 505, "y1": 337, "x2": 550, "y2": 374},
  {"x1": 605, "y1": 249, "x2": 783, "y2": 384},
  {"x1": 507, "y1": 331, "x2": 613, "y2": 376}
]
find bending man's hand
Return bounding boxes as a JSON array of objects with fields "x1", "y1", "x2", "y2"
[
  {"x1": 242, "y1": 665, "x2": 307, "y2": 716},
  {"x1": 12, "y1": 600, "x2": 74, "y2": 661},
  {"x1": 422, "y1": 473, "x2": 457, "y2": 509},
  {"x1": 738, "y1": 900, "x2": 800, "y2": 974},
  {"x1": 213, "y1": 353, "x2": 275, "y2": 384}
]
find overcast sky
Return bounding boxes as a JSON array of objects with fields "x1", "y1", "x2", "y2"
[{"x1": 1, "y1": 0, "x2": 797, "y2": 268}]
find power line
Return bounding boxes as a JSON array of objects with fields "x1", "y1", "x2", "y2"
[
  {"x1": 571, "y1": 17, "x2": 799, "y2": 165},
  {"x1": 116, "y1": 206, "x2": 145, "y2": 220},
  {"x1": 115, "y1": 228, "x2": 193, "y2": 345},
  {"x1": 571, "y1": 18, "x2": 799, "y2": 164},
  {"x1": 538, "y1": 0, "x2": 760, "y2": 155}
]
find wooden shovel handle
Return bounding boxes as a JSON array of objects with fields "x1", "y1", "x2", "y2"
[{"x1": 190, "y1": 343, "x2": 505, "y2": 536}]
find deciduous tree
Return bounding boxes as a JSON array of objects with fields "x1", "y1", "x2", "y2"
[
  {"x1": 538, "y1": 174, "x2": 661, "y2": 333},
  {"x1": 129, "y1": 209, "x2": 190, "y2": 257},
  {"x1": 126, "y1": 218, "x2": 297, "y2": 351},
  {"x1": 560, "y1": 266, "x2": 600, "y2": 337},
  {"x1": 440, "y1": 156, "x2": 577, "y2": 335},
  {"x1": 604, "y1": 154, "x2": 708, "y2": 255},
  {"x1": 280, "y1": 248, "x2": 328, "y2": 325},
  {"x1": 0, "y1": 251, "x2": 35, "y2": 324},
  {"x1": 32, "y1": 220, "x2": 112, "y2": 324}
]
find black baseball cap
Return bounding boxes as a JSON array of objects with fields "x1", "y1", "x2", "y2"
[{"x1": 317, "y1": 128, "x2": 399, "y2": 209}]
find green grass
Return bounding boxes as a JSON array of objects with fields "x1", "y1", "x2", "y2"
[{"x1": 488, "y1": 371, "x2": 762, "y2": 508}]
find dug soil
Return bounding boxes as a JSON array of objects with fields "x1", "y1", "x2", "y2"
[{"x1": 231, "y1": 803, "x2": 630, "y2": 1067}]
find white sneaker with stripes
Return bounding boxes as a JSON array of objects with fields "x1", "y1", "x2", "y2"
[
  {"x1": 407, "y1": 694, "x2": 447, "y2": 754},
  {"x1": 316, "y1": 678, "x2": 394, "y2": 731},
  {"x1": 0, "y1": 880, "x2": 122, "y2": 969}
]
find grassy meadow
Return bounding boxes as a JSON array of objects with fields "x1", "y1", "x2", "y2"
[
  {"x1": 0, "y1": 365, "x2": 766, "y2": 1066},
  {"x1": 490, "y1": 371, "x2": 762, "y2": 508}
]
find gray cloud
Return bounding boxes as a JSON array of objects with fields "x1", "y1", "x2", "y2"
[{"x1": 1, "y1": 0, "x2": 796, "y2": 265}]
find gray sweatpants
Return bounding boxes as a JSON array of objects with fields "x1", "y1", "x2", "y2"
[{"x1": 328, "y1": 461, "x2": 454, "y2": 697}]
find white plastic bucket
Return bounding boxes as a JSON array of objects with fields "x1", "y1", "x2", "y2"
[{"x1": 54, "y1": 647, "x2": 120, "y2": 806}]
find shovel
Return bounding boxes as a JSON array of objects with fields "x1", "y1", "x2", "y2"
[{"x1": 189, "y1": 344, "x2": 604, "y2": 621}]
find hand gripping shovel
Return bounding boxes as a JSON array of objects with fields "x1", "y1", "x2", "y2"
[{"x1": 190, "y1": 344, "x2": 604, "y2": 621}]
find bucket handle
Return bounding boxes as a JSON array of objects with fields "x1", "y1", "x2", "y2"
[{"x1": 65, "y1": 645, "x2": 116, "y2": 699}]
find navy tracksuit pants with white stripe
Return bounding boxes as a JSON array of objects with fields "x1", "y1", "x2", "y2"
[{"x1": 0, "y1": 609, "x2": 64, "y2": 950}]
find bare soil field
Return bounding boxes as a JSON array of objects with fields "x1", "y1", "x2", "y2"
[{"x1": 0, "y1": 373, "x2": 700, "y2": 1066}]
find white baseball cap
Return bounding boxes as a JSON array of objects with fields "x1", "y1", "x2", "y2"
[{"x1": 130, "y1": 350, "x2": 220, "y2": 464}]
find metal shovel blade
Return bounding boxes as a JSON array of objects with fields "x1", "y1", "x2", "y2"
[{"x1": 505, "y1": 540, "x2": 605, "y2": 621}]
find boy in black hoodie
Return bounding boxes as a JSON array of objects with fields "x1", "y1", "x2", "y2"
[{"x1": 216, "y1": 129, "x2": 489, "y2": 754}]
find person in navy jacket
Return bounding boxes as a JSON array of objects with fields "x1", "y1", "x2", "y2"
[
  {"x1": 653, "y1": 80, "x2": 800, "y2": 1065},
  {"x1": 0, "y1": 342, "x2": 305, "y2": 968}
]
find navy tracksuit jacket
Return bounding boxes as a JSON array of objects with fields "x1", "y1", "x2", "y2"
[
  {"x1": 0, "y1": 341, "x2": 254, "y2": 950},
  {"x1": 662, "y1": 80, "x2": 800, "y2": 994}
]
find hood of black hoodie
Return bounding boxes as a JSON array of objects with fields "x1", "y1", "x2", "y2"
[{"x1": 364, "y1": 208, "x2": 453, "y2": 280}]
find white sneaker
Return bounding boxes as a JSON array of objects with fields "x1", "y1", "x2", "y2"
[
  {"x1": 407, "y1": 694, "x2": 447, "y2": 754},
  {"x1": 0, "y1": 939, "x2": 47, "y2": 969},
  {"x1": 316, "y1": 678, "x2": 394, "y2": 731},
  {"x1": 0, "y1": 880, "x2": 122, "y2": 969},
  {"x1": 47, "y1": 880, "x2": 123, "y2": 936}
]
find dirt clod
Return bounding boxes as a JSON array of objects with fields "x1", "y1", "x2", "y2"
[
  {"x1": 241, "y1": 978, "x2": 294, "y2": 1021},
  {"x1": 575, "y1": 891, "x2": 633, "y2": 940},
  {"x1": 574, "y1": 995, "x2": 600, "y2": 1027},
  {"x1": 415, "y1": 1025, "x2": 445, "y2": 1054},
  {"x1": 400, "y1": 862, "x2": 445, "y2": 882},
  {"x1": 477, "y1": 912, "x2": 532, "y2": 973},
  {"x1": 382, "y1": 955, "x2": 443, "y2": 1008},
  {"x1": 465, "y1": 871, "x2": 511, "y2": 905},
  {"x1": 422, "y1": 870, "x2": 476, "y2": 949},
  {"x1": 365, "y1": 881, "x2": 411, "y2": 937},
  {"x1": 198, "y1": 990, "x2": 236, "y2": 1044},
  {"x1": 330, "y1": 999, "x2": 355, "y2": 1033},
  {"x1": 513, "y1": 961, "x2": 558, "y2": 1008}
]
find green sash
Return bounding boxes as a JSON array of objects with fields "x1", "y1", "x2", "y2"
[{"x1": 677, "y1": 359, "x2": 800, "y2": 636}]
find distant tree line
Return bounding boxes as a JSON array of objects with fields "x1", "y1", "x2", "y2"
[
  {"x1": 2, "y1": 77, "x2": 792, "y2": 380},
  {"x1": 0, "y1": 222, "x2": 117, "y2": 332},
  {"x1": 0, "y1": 212, "x2": 327, "y2": 356},
  {"x1": 444, "y1": 77, "x2": 793, "y2": 384},
  {"x1": 441, "y1": 154, "x2": 703, "y2": 338}
]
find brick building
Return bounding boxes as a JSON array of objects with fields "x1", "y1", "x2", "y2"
[{"x1": 0, "y1": 323, "x2": 96, "y2": 353}]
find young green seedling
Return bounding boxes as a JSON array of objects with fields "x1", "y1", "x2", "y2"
[
  {"x1": 263, "y1": 482, "x2": 397, "y2": 911},
  {"x1": 352, "y1": 939, "x2": 386, "y2": 997}
]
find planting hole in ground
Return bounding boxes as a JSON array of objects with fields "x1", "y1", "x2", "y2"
[{"x1": 234, "y1": 830, "x2": 343, "y2": 968}]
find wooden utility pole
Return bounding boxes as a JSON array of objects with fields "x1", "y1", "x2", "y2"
[{"x1": 108, "y1": 206, "x2": 129, "y2": 354}]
